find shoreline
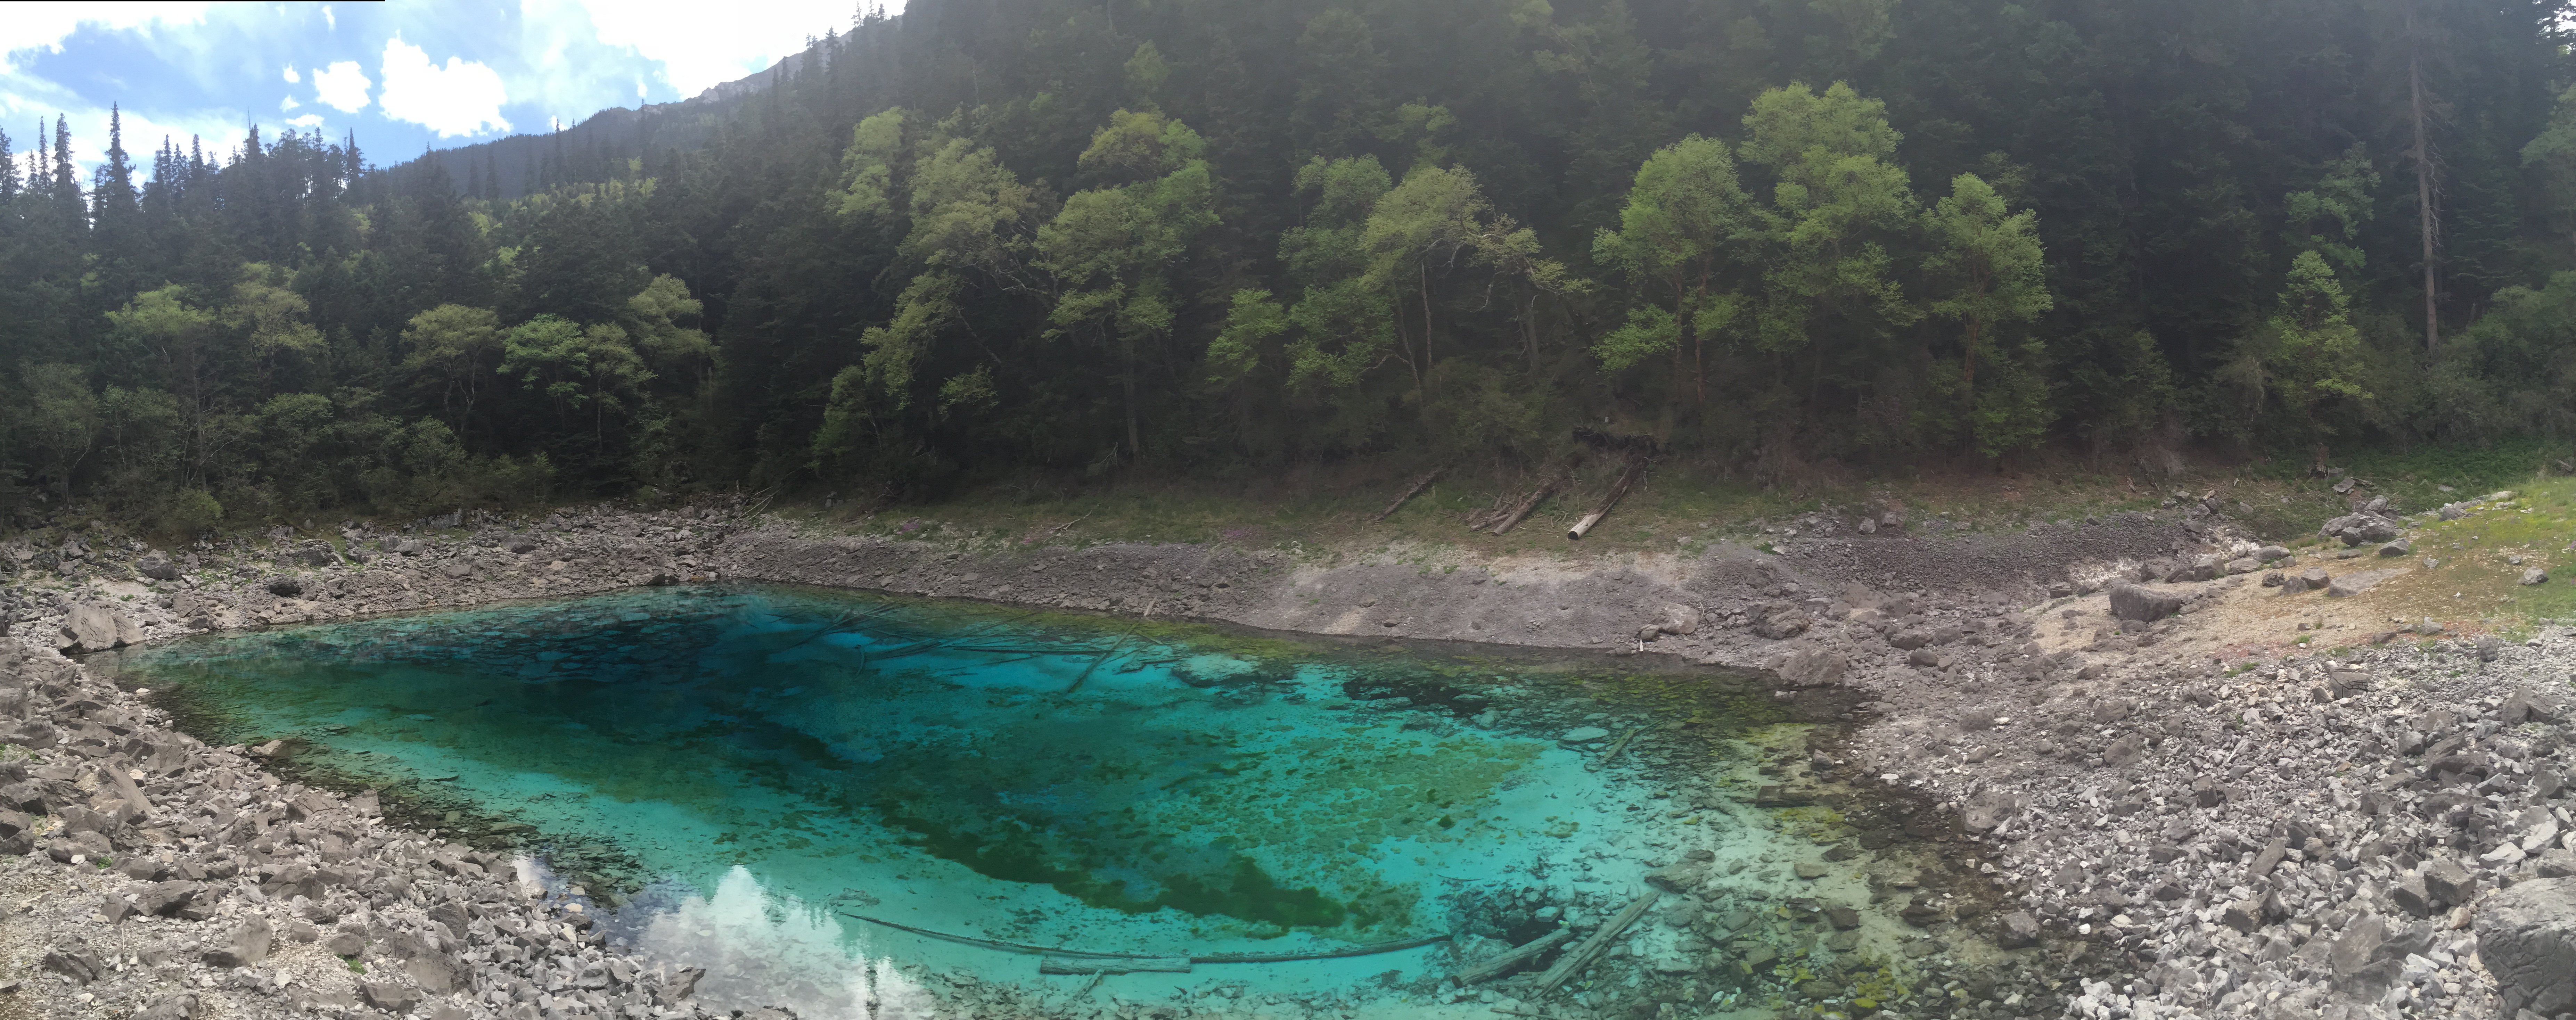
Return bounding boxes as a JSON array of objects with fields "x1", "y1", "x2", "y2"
[{"x1": 1, "y1": 499, "x2": 2567, "y2": 1019}]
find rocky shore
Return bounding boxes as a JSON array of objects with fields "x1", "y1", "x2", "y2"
[{"x1": 0, "y1": 494, "x2": 2567, "y2": 1020}]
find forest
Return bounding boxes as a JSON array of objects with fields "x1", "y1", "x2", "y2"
[{"x1": 5, "y1": 0, "x2": 2576, "y2": 534}]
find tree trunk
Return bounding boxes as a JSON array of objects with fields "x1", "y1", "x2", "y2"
[{"x1": 2409, "y1": 6, "x2": 2439, "y2": 354}]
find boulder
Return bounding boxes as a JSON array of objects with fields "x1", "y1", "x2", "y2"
[
  {"x1": 136, "y1": 553, "x2": 180, "y2": 581},
  {"x1": 2255, "y1": 545, "x2": 2292, "y2": 561},
  {"x1": 2107, "y1": 582, "x2": 2184, "y2": 623},
  {"x1": 265, "y1": 576, "x2": 303, "y2": 598},
  {"x1": 2472, "y1": 877, "x2": 2576, "y2": 1017},
  {"x1": 1774, "y1": 649, "x2": 1847, "y2": 688},
  {"x1": 2378, "y1": 538, "x2": 2411, "y2": 557},
  {"x1": 2223, "y1": 557, "x2": 2261, "y2": 575},
  {"x1": 2524, "y1": 567, "x2": 2550, "y2": 586},
  {"x1": 1560, "y1": 727, "x2": 1611, "y2": 745},
  {"x1": 55, "y1": 604, "x2": 142, "y2": 653},
  {"x1": 2423, "y1": 858, "x2": 2477, "y2": 907}
]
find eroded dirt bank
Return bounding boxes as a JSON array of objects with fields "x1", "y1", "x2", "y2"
[{"x1": 0, "y1": 497, "x2": 2567, "y2": 1020}]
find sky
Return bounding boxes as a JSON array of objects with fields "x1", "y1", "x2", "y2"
[{"x1": 0, "y1": 1, "x2": 880, "y2": 175}]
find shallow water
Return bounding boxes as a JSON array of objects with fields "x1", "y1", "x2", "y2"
[{"x1": 106, "y1": 585, "x2": 1826, "y2": 1018}]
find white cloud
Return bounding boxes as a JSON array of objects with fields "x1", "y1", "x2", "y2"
[
  {"x1": 323, "y1": 6, "x2": 335, "y2": 31},
  {"x1": 287, "y1": 113, "x2": 323, "y2": 128},
  {"x1": 377, "y1": 36, "x2": 509, "y2": 138},
  {"x1": 280, "y1": 95, "x2": 299, "y2": 111},
  {"x1": 282, "y1": 64, "x2": 300, "y2": 84},
  {"x1": 547, "y1": 0, "x2": 862, "y2": 98},
  {"x1": 0, "y1": 2, "x2": 210, "y2": 73},
  {"x1": 312, "y1": 60, "x2": 370, "y2": 112}
]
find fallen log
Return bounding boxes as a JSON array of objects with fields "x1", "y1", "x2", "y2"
[
  {"x1": 1567, "y1": 458, "x2": 1647, "y2": 540},
  {"x1": 1039, "y1": 955, "x2": 1191, "y2": 975},
  {"x1": 1374, "y1": 467, "x2": 1447, "y2": 523},
  {"x1": 1530, "y1": 890, "x2": 1660, "y2": 995},
  {"x1": 1457, "y1": 929, "x2": 1572, "y2": 984},
  {"x1": 1491, "y1": 464, "x2": 1575, "y2": 536}
]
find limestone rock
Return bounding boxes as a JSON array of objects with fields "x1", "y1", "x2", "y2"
[
  {"x1": 1560, "y1": 727, "x2": 1611, "y2": 745},
  {"x1": 2523, "y1": 566, "x2": 2550, "y2": 586},
  {"x1": 2472, "y1": 877, "x2": 2576, "y2": 1017}
]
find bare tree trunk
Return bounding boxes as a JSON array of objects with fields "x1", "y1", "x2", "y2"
[{"x1": 2409, "y1": 6, "x2": 2440, "y2": 354}]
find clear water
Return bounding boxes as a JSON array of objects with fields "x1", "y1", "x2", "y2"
[{"x1": 104, "y1": 585, "x2": 1801, "y2": 1019}]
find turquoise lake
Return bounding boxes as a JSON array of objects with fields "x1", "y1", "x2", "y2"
[{"x1": 101, "y1": 584, "x2": 1808, "y2": 1018}]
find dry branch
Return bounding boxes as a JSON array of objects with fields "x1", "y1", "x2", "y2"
[{"x1": 1039, "y1": 955, "x2": 1191, "y2": 975}]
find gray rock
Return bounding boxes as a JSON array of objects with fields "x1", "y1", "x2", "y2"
[
  {"x1": 2108, "y1": 582, "x2": 2185, "y2": 622},
  {"x1": 2328, "y1": 914, "x2": 2388, "y2": 976},
  {"x1": 2255, "y1": 545, "x2": 2291, "y2": 561},
  {"x1": 1560, "y1": 727, "x2": 1611, "y2": 744},
  {"x1": 134, "y1": 994, "x2": 196, "y2": 1020},
  {"x1": 1997, "y1": 910, "x2": 2042, "y2": 948},
  {"x1": 136, "y1": 553, "x2": 180, "y2": 581},
  {"x1": 2224, "y1": 557, "x2": 2261, "y2": 575},
  {"x1": 1775, "y1": 648, "x2": 1847, "y2": 688},
  {"x1": 2524, "y1": 567, "x2": 2550, "y2": 586},
  {"x1": 2378, "y1": 538, "x2": 2411, "y2": 558},
  {"x1": 1752, "y1": 607, "x2": 1810, "y2": 639},
  {"x1": 2327, "y1": 568, "x2": 2404, "y2": 598},
  {"x1": 1655, "y1": 603, "x2": 1703, "y2": 636},
  {"x1": 202, "y1": 916, "x2": 273, "y2": 968},
  {"x1": 2423, "y1": 859, "x2": 2477, "y2": 907},
  {"x1": 1644, "y1": 859, "x2": 1709, "y2": 893},
  {"x1": 359, "y1": 979, "x2": 421, "y2": 1013},
  {"x1": 54, "y1": 604, "x2": 142, "y2": 653},
  {"x1": 2499, "y1": 688, "x2": 2563, "y2": 725},
  {"x1": 136, "y1": 880, "x2": 203, "y2": 917},
  {"x1": 265, "y1": 576, "x2": 302, "y2": 598},
  {"x1": 2472, "y1": 877, "x2": 2576, "y2": 1017},
  {"x1": 2479, "y1": 635, "x2": 2504, "y2": 661}
]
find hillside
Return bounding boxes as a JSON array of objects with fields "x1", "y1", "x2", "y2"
[{"x1": 2, "y1": 0, "x2": 2575, "y2": 537}]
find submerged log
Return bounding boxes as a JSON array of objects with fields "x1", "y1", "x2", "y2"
[
  {"x1": 1530, "y1": 890, "x2": 1660, "y2": 995},
  {"x1": 1039, "y1": 955, "x2": 1192, "y2": 974},
  {"x1": 1458, "y1": 929, "x2": 1572, "y2": 984},
  {"x1": 1374, "y1": 467, "x2": 1447, "y2": 523},
  {"x1": 1567, "y1": 458, "x2": 1648, "y2": 540}
]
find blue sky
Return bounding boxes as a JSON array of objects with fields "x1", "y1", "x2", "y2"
[{"x1": 2, "y1": 1, "x2": 879, "y2": 174}]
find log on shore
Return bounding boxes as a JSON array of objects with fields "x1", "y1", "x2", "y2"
[
  {"x1": 1374, "y1": 467, "x2": 1447, "y2": 523},
  {"x1": 1490, "y1": 465, "x2": 1574, "y2": 535},
  {"x1": 1567, "y1": 458, "x2": 1648, "y2": 540}
]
